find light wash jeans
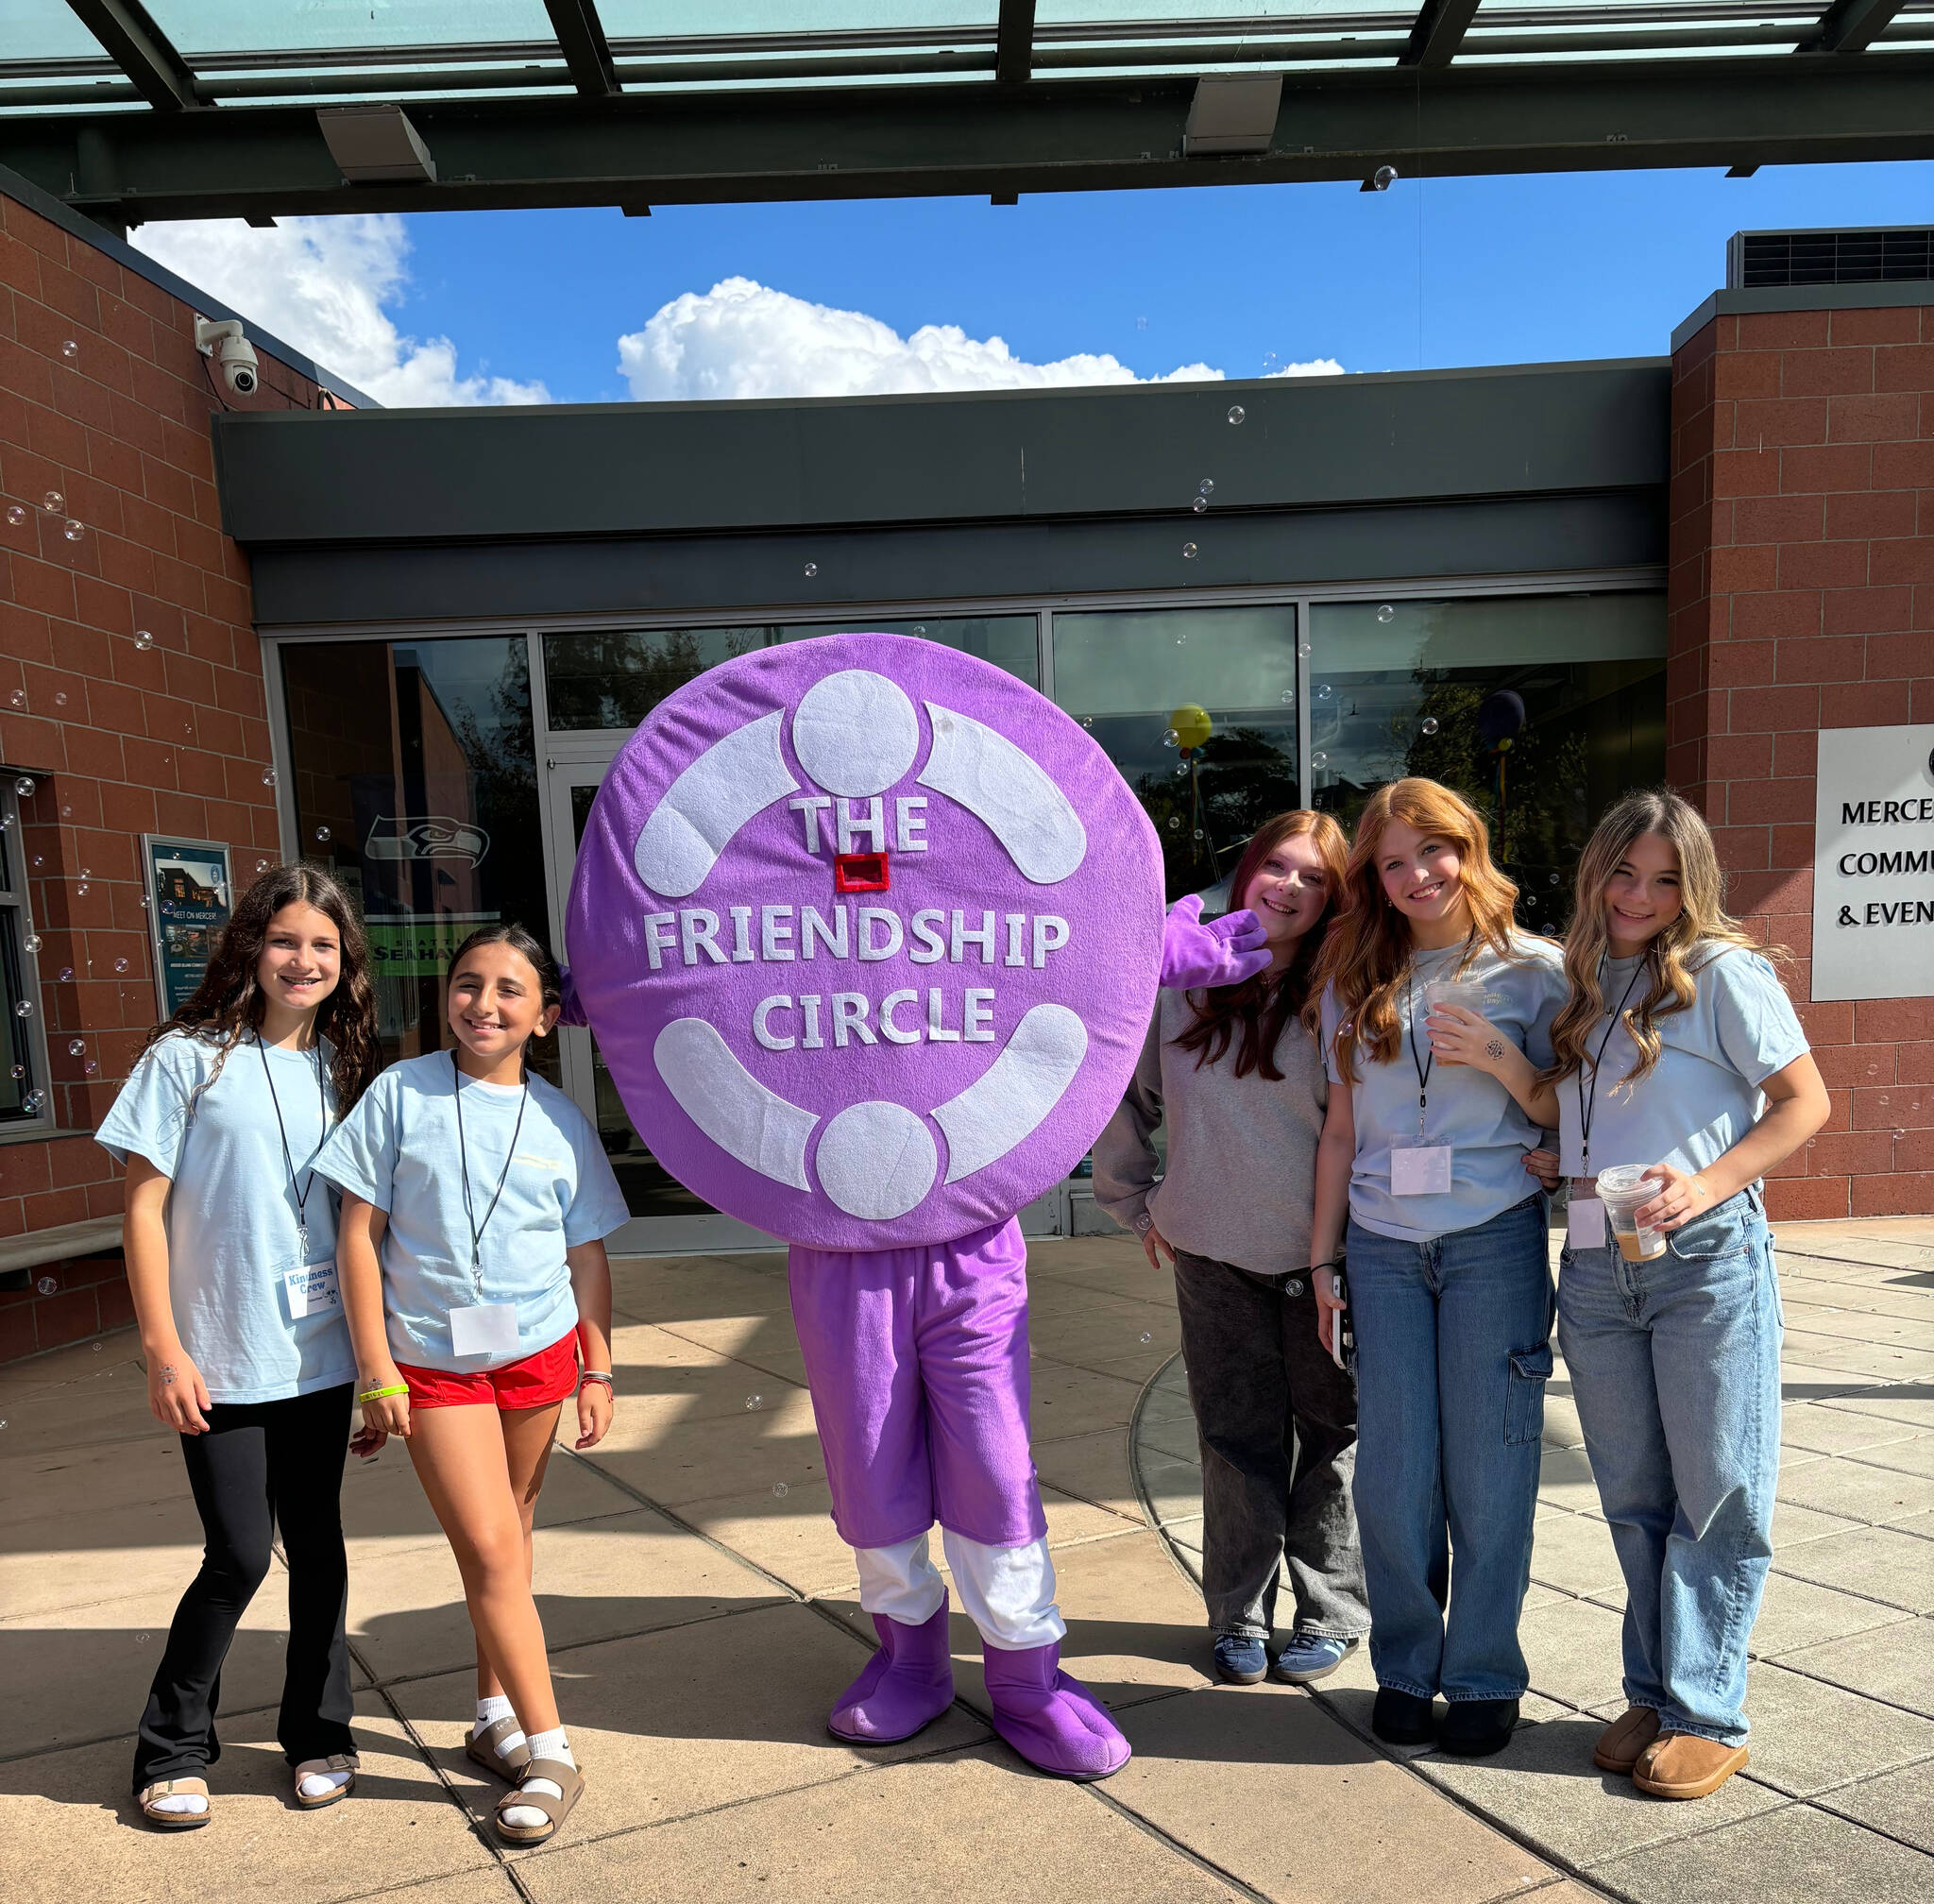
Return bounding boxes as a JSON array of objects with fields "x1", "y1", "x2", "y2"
[
  {"x1": 1557, "y1": 1188, "x2": 1780, "y2": 1745},
  {"x1": 1345, "y1": 1194, "x2": 1553, "y2": 1703}
]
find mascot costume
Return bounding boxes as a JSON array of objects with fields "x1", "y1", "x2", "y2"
[{"x1": 564, "y1": 633, "x2": 1183, "y2": 1780}]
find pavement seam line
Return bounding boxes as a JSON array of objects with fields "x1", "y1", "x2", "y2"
[{"x1": 1078, "y1": 1779, "x2": 1279, "y2": 1903}]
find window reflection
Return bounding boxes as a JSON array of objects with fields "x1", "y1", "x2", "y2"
[
  {"x1": 280, "y1": 637, "x2": 558, "y2": 1083},
  {"x1": 1051, "y1": 605, "x2": 1298, "y2": 904},
  {"x1": 1308, "y1": 593, "x2": 1666, "y2": 932}
]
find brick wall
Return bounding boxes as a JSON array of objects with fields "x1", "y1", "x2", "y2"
[
  {"x1": 0, "y1": 186, "x2": 318, "y2": 1361},
  {"x1": 1668, "y1": 299, "x2": 1934, "y2": 1222}
]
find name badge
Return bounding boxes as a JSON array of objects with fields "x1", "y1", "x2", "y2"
[
  {"x1": 1568, "y1": 1197, "x2": 1607, "y2": 1250},
  {"x1": 1390, "y1": 1140, "x2": 1453, "y2": 1197},
  {"x1": 450, "y1": 1300, "x2": 519, "y2": 1359},
  {"x1": 282, "y1": 1262, "x2": 340, "y2": 1320}
]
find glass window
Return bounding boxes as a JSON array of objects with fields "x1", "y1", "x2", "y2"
[
  {"x1": 0, "y1": 778, "x2": 48, "y2": 1128},
  {"x1": 1051, "y1": 604, "x2": 1298, "y2": 906},
  {"x1": 280, "y1": 637, "x2": 559, "y2": 1083},
  {"x1": 1307, "y1": 591, "x2": 1666, "y2": 933},
  {"x1": 544, "y1": 615, "x2": 1037, "y2": 732}
]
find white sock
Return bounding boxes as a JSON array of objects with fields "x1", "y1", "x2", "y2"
[
  {"x1": 501, "y1": 1728, "x2": 573, "y2": 1829},
  {"x1": 151, "y1": 1791, "x2": 208, "y2": 1815},
  {"x1": 473, "y1": 1692, "x2": 520, "y2": 1750},
  {"x1": 297, "y1": 1768, "x2": 352, "y2": 1800},
  {"x1": 941, "y1": 1530, "x2": 1065, "y2": 1650}
]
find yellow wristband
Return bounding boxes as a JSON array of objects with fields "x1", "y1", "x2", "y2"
[{"x1": 358, "y1": 1383, "x2": 408, "y2": 1403}]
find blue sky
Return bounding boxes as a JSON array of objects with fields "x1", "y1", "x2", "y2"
[{"x1": 139, "y1": 161, "x2": 1933, "y2": 407}]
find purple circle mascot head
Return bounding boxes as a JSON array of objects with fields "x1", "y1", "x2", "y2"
[{"x1": 568, "y1": 633, "x2": 1162, "y2": 1778}]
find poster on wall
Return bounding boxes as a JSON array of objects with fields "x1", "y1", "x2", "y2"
[
  {"x1": 1810, "y1": 723, "x2": 1934, "y2": 1003},
  {"x1": 141, "y1": 836, "x2": 235, "y2": 1017}
]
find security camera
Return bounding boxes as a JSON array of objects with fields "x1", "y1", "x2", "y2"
[{"x1": 194, "y1": 317, "x2": 260, "y2": 397}]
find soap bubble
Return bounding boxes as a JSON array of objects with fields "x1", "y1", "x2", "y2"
[
  {"x1": 67, "y1": 1039, "x2": 85, "y2": 1057},
  {"x1": 62, "y1": 519, "x2": 83, "y2": 543},
  {"x1": 1198, "y1": 478, "x2": 1213, "y2": 495},
  {"x1": 30, "y1": 856, "x2": 42, "y2": 869},
  {"x1": 93, "y1": 1340, "x2": 101, "y2": 1351},
  {"x1": 1421, "y1": 717, "x2": 1438, "y2": 736},
  {"x1": 1298, "y1": 640, "x2": 1311, "y2": 657},
  {"x1": 75, "y1": 884, "x2": 87, "y2": 898},
  {"x1": 1193, "y1": 828, "x2": 1204, "y2": 841},
  {"x1": 7, "y1": 688, "x2": 22, "y2": 707},
  {"x1": 58, "y1": 966, "x2": 72, "y2": 982},
  {"x1": 261, "y1": 767, "x2": 277, "y2": 788},
  {"x1": 1182, "y1": 542, "x2": 1197, "y2": 559},
  {"x1": 9, "y1": 1066, "x2": 20, "y2": 1081},
  {"x1": 1192, "y1": 496, "x2": 1207, "y2": 515},
  {"x1": 14, "y1": 777, "x2": 33, "y2": 797},
  {"x1": 13, "y1": 999, "x2": 29, "y2": 1018},
  {"x1": 61, "y1": 340, "x2": 79, "y2": 361},
  {"x1": 134, "y1": 630, "x2": 154, "y2": 651},
  {"x1": 772, "y1": 1482, "x2": 789, "y2": 1497},
  {"x1": 745, "y1": 1394, "x2": 763, "y2": 1411},
  {"x1": 22, "y1": 1091, "x2": 42, "y2": 1114},
  {"x1": 254, "y1": 858, "x2": 269, "y2": 874},
  {"x1": 803, "y1": 562, "x2": 818, "y2": 578},
  {"x1": 1167, "y1": 817, "x2": 1180, "y2": 831},
  {"x1": 53, "y1": 693, "x2": 66, "y2": 708},
  {"x1": 1376, "y1": 604, "x2": 1395, "y2": 623},
  {"x1": 83, "y1": 1060, "x2": 96, "y2": 1076},
  {"x1": 1227, "y1": 405, "x2": 1245, "y2": 425},
  {"x1": 1315, "y1": 684, "x2": 1333, "y2": 702},
  {"x1": 0, "y1": 815, "x2": 9, "y2": 831},
  {"x1": 1548, "y1": 873, "x2": 1560, "y2": 887},
  {"x1": 1141, "y1": 1332, "x2": 1152, "y2": 1343},
  {"x1": 1279, "y1": 690, "x2": 1293, "y2": 705},
  {"x1": 35, "y1": 1277, "x2": 53, "y2": 1295},
  {"x1": 4, "y1": 505, "x2": 24, "y2": 528},
  {"x1": 18, "y1": 934, "x2": 33, "y2": 953},
  {"x1": 113, "y1": 957, "x2": 128, "y2": 973},
  {"x1": 137, "y1": 1633, "x2": 148, "y2": 1644},
  {"x1": 1374, "y1": 165, "x2": 1399, "y2": 190},
  {"x1": 41, "y1": 491, "x2": 62, "y2": 513},
  {"x1": 1313, "y1": 751, "x2": 1328, "y2": 768},
  {"x1": 1162, "y1": 728, "x2": 1179, "y2": 747},
  {"x1": 314, "y1": 825, "x2": 331, "y2": 843}
]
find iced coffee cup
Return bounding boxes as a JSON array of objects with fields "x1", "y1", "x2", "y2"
[
  {"x1": 1596, "y1": 1164, "x2": 1667, "y2": 1263},
  {"x1": 1422, "y1": 976, "x2": 1490, "y2": 1016}
]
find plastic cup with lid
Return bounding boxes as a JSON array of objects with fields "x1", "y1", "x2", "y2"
[{"x1": 1596, "y1": 1164, "x2": 1666, "y2": 1262}]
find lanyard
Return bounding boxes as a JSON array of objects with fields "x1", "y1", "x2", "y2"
[
  {"x1": 450, "y1": 1050, "x2": 528, "y2": 1288},
  {"x1": 1578, "y1": 957, "x2": 1647, "y2": 1175},
  {"x1": 1403, "y1": 970, "x2": 1434, "y2": 1138},
  {"x1": 257, "y1": 1034, "x2": 329, "y2": 1259}
]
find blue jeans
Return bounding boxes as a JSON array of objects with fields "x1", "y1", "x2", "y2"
[
  {"x1": 1346, "y1": 1194, "x2": 1552, "y2": 1703},
  {"x1": 1557, "y1": 1190, "x2": 1780, "y2": 1745}
]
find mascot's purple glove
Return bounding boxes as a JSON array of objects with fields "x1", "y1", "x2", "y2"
[
  {"x1": 556, "y1": 964, "x2": 589, "y2": 1028},
  {"x1": 1158, "y1": 894, "x2": 1271, "y2": 991}
]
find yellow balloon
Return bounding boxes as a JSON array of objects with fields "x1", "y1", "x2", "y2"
[{"x1": 1168, "y1": 703, "x2": 1213, "y2": 751}]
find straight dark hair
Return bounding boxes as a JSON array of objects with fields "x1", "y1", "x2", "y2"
[
  {"x1": 141, "y1": 862, "x2": 381, "y2": 1115},
  {"x1": 446, "y1": 924, "x2": 561, "y2": 1012}
]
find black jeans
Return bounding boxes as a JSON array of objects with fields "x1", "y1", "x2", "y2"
[
  {"x1": 1172, "y1": 1251, "x2": 1370, "y2": 1641},
  {"x1": 132, "y1": 1383, "x2": 357, "y2": 1792}
]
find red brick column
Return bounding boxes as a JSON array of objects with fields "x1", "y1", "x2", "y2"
[
  {"x1": 1668, "y1": 299, "x2": 1934, "y2": 1220},
  {"x1": 1, "y1": 190, "x2": 326, "y2": 1360}
]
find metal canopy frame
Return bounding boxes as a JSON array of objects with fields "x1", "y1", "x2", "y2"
[{"x1": 2, "y1": 2, "x2": 1928, "y2": 225}]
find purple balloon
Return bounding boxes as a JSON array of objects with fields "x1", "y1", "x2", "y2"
[{"x1": 566, "y1": 633, "x2": 1163, "y2": 1250}]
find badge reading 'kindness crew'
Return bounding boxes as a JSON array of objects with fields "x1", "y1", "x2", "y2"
[{"x1": 565, "y1": 633, "x2": 1164, "y2": 1250}]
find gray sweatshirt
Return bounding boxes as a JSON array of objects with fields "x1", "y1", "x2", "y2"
[{"x1": 1090, "y1": 986, "x2": 1328, "y2": 1278}]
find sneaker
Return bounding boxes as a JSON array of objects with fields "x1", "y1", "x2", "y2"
[
  {"x1": 1212, "y1": 1633, "x2": 1268, "y2": 1684},
  {"x1": 1437, "y1": 1697, "x2": 1520, "y2": 1758},
  {"x1": 1370, "y1": 1688, "x2": 1436, "y2": 1745},
  {"x1": 1270, "y1": 1632, "x2": 1357, "y2": 1684}
]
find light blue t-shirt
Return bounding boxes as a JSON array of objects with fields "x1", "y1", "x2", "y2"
[
  {"x1": 1321, "y1": 933, "x2": 1567, "y2": 1244},
  {"x1": 314, "y1": 1052, "x2": 630, "y2": 1372},
  {"x1": 96, "y1": 1029, "x2": 352, "y2": 1405},
  {"x1": 1557, "y1": 944, "x2": 1808, "y2": 1182}
]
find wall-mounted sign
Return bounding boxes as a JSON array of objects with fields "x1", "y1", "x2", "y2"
[
  {"x1": 1810, "y1": 723, "x2": 1934, "y2": 1003},
  {"x1": 142, "y1": 835, "x2": 235, "y2": 1017}
]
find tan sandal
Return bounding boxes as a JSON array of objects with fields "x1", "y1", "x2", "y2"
[
  {"x1": 293, "y1": 1752, "x2": 359, "y2": 1810},
  {"x1": 465, "y1": 1716, "x2": 532, "y2": 1783},
  {"x1": 493, "y1": 1757, "x2": 585, "y2": 1845},
  {"x1": 138, "y1": 1776, "x2": 212, "y2": 1829}
]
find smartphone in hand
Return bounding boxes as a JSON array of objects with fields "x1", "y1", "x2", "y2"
[{"x1": 1332, "y1": 1266, "x2": 1356, "y2": 1376}]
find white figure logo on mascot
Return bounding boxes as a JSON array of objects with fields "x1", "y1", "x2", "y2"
[{"x1": 568, "y1": 633, "x2": 1162, "y2": 1779}]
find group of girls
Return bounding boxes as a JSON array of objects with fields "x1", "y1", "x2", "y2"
[
  {"x1": 100, "y1": 866, "x2": 628, "y2": 1842},
  {"x1": 1096, "y1": 777, "x2": 1826, "y2": 1802}
]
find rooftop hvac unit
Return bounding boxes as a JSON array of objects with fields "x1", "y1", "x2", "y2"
[{"x1": 1727, "y1": 227, "x2": 1934, "y2": 290}]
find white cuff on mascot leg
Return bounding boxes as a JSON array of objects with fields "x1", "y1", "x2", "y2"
[
  {"x1": 856, "y1": 1533, "x2": 948, "y2": 1625},
  {"x1": 942, "y1": 1531, "x2": 1066, "y2": 1650}
]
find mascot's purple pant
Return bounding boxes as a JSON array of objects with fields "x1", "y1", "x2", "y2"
[{"x1": 788, "y1": 1218, "x2": 1130, "y2": 1780}]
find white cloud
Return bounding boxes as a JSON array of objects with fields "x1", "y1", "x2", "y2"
[
  {"x1": 1268, "y1": 358, "x2": 1346, "y2": 378},
  {"x1": 133, "y1": 214, "x2": 550, "y2": 407},
  {"x1": 618, "y1": 276, "x2": 1246, "y2": 400}
]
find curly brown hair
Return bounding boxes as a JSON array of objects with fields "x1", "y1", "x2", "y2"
[
  {"x1": 1174, "y1": 810, "x2": 1349, "y2": 1081},
  {"x1": 140, "y1": 862, "x2": 382, "y2": 1115}
]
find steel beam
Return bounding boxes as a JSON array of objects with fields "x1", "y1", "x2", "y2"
[
  {"x1": 4, "y1": 57, "x2": 1932, "y2": 225},
  {"x1": 1807, "y1": 0, "x2": 1908, "y2": 51},
  {"x1": 61, "y1": 0, "x2": 195, "y2": 111},
  {"x1": 1402, "y1": 0, "x2": 1485, "y2": 67},
  {"x1": 996, "y1": 0, "x2": 1037, "y2": 86},
  {"x1": 543, "y1": 0, "x2": 619, "y2": 96}
]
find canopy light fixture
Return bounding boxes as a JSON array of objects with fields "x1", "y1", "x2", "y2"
[
  {"x1": 316, "y1": 104, "x2": 436, "y2": 184},
  {"x1": 1183, "y1": 75, "x2": 1282, "y2": 158}
]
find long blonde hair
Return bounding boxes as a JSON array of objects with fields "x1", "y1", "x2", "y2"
[
  {"x1": 1544, "y1": 788, "x2": 1773, "y2": 1088},
  {"x1": 1307, "y1": 777, "x2": 1529, "y2": 1085}
]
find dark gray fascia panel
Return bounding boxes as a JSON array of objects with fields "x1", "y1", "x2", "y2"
[
  {"x1": 246, "y1": 491, "x2": 1666, "y2": 630},
  {"x1": 1672, "y1": 280, "x2": 1934, "y2": 351},
  {"x1": 212, "y1": 360, "x2": 1669, "y2": 547}
]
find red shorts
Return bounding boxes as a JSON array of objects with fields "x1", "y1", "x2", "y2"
[{"x1": 398, "y1": 1332, "x2": 580, "y2": 1411}]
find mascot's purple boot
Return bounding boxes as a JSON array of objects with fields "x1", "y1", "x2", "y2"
[
  {"x1": 982, "y1": 1641, "x2": 1132, "y2": 1781},
  {"x1": 828, "y1": 1597, "x2": 956, "y2": 1744}
]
